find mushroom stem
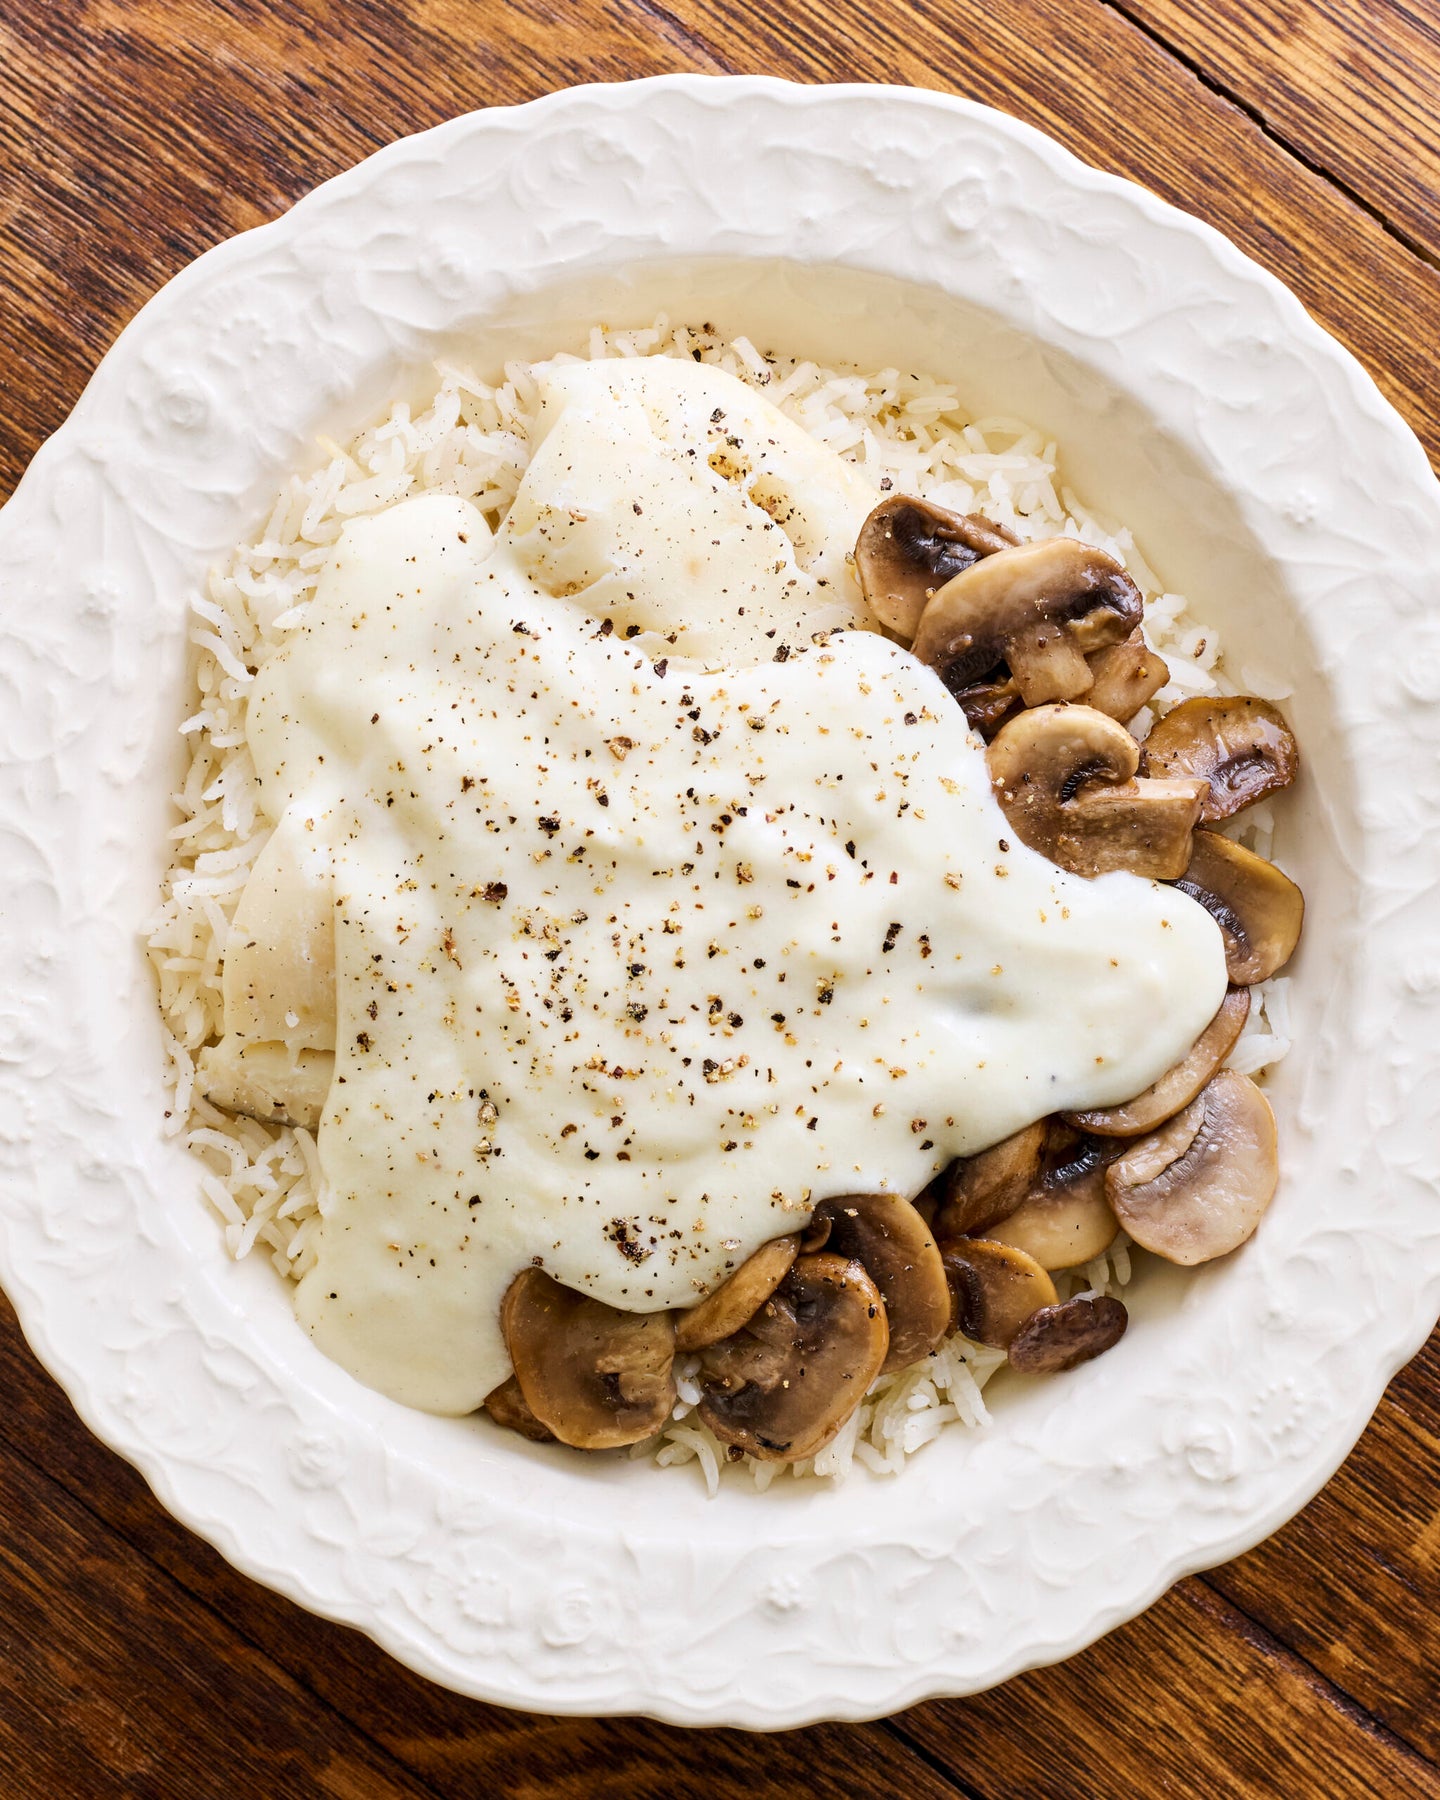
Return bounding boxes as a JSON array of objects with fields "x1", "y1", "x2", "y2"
[
  {"x1": 1084, "y1": 630, "x2": 1169, "y2": 723},
  {"x1": 987, "y1": 704, "x2": 1206, "y2": 879},
  {"x1": 911, "y1": 538, "x2": 1143, "y2": 707}
]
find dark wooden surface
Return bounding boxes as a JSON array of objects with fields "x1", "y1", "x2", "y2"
[{"x1": 2, "y1": 2, "x2": 1438, "y2": 1793}]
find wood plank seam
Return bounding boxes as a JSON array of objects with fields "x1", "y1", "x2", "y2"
[
  {"x1": 1188, "y1": 1575, "x2": 1440, "y2": 1775},
  {"x1": 1098, "y1": 0, "x2": 1440, "y2": 275},
  {"x1": 0, "y1": 1353, "x2": 989, "y2": 1789},
  {"x1": 881, "y1": 1717, "x2": 992, "y2": 1798},
  {"x1": 29, "y1": 1351, "x2": 1433, "y2": 1780},
  {"x1": 0, "y1": 6, "x2": 1435, "y2": 1775},
  {"x1": 626, "y1": 0, "x2": 722, "y2": 58},
  {"x1": 0, "y1": 1424, "x2": 458, "y2": 1800}
]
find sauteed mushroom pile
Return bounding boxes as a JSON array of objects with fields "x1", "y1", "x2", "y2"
[{"x1": 486, "y1": 497, "x2": 1304, "y2": 1466}]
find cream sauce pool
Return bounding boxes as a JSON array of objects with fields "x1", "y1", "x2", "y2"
[{"x1": 246, "y1": 357, "x2": 1226, "y2": 1415}]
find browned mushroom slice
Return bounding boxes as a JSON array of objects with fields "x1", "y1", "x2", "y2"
[
  {"x1": 911, "y1": 538, "x2": 1143, "y2": 707},
  {"x1": 854, "y1": 494, "x2": 1019, "y2": 637},
  {"x1": 934, "y1": 1119, "x2": 1047, "y2": 1239},
  {"x1": 1142, "y1": 696, "x2": 1298, "y2": 822},
  {"x1": 909, "y1": 1177, "x2": 941, "y2": 1230},
  {"x1": 481, "y1": 1374, "x2": 556, "y2": 1444},
  {"x1": 1174, "y1": 829, "x2": 1304, "y2": 984},
  {"x1": 1065, "y1": 986, "x2": 1251, "y2": 1138},
  {"x1": 1008, "y1": 1294, "x2": 1128, "y2": 1373},
  {"x1": 697, "y1": 1253, "x2": 888, "y2": 1462},
  {"x1": 988, "y1": 704, "x2": 1207, "y2": 879},
  {"x1": 940, "y1": 1238, "x2": 1058, "y2": 1349},
  {"x1": 799, "y1": 1212, "x2": 834, "y2": 1252},
  {"x1": 673, "y1": 1234, "x2": 799, "y2": 1352},
  {"x1": 984, "y1": 1125, "x2": 1121, "y2": 1271},
  {"x1": 953, "y1": 674, "x2": 1022, "y2": 740},
  {"x1": 1105, "y1": 1070, "x2": 1278, "y2": 1265},
  {"x1": 812, "y1": 1192, "x2": 951, "y2": 1372},
  {"x1": 1084, "y1": 630, "x2": 1169, "y2": 723},
  {"x1": 500, "y1": 1270, "x2": 676, "y2": 1450}
]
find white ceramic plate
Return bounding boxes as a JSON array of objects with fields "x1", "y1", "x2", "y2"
[{"x1": 2, "y1": 75, "x2": 1439, "y2": 1729}]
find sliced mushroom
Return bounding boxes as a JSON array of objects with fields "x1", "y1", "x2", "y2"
[
  {"x1": 954, "y1": 674, "x2": 1023, "y2": 740},
  {"x1": 910, "y1": 538, "x2": 1143, "y2": 707},
  {"x1": 481, "y1": 1374, "x2": 555, "y2": 1444},
  {"x1": 1105, "y1": 1069, "x2": 1278, "y2": 1265},
  {"x1": 909, "y1": 1179, "x2": 941, "y2": 1231},
  {"x1": 1084, "y1": 630, "x2": 1169, "y2": 722},
  {"x1": 984, "y1": 1125, "x2": 1120, "y2": 1271},
  {"x1": 500, "y1": 1270, "x2": 676, "y2": 1450},
  {"x1": 854, "y1": 495, "x2": 1019, "y2": 637},
  {"x1": 940, "y1": 1238, "x2": 1058, "y2": 1349},
  {"x1": 1174, "y1": 829, "x2": 1304, "y2": 984},
  {"x1": 987, "y1": 703, "x2": 1207, "y2": 878},
  {"x1": 1008, "y1": 1294, "x2": 1128, "y2": 1373},
  {"x1": 935, "y1": 1119, "x2": 1047, "y2": 1239},
  {"x1": 698, "y1": 1253, "x2": 889, "y2": 1463},
  {"x1": 673, "y1": 1235, "x2": 799, "y2": 1352},
  {"x1": 799, "y1": 1212, "x2": 834, "y2": 1252},
  {"x1": 1142, "y1": 696, "x2": 1298, "y2": 822},
  {"x1": 1065, "y1": 986, "x2": 1251, "y2": 1138},
  {"x1": 812, "y1": 1191, "x2": 951, "y2": 1371}
]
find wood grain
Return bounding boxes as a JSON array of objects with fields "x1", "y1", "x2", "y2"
[
  {"x1": 1208, "y1": 1331, "x2": 1440, "y2": 1761},
  {"x1": 900, "y1": 1581, "x2": 1440, "y2": 1800},
  {"x1": 1, "y1": 0, "x2": 1439, "y2": 1795},
  {"x1": 648, "y1": 0, "x2": 1440, "y2": 465},
  {"x1": 1122, "y1": 0, "x2": 1440, "y2": 262},
  {"x1": 0, "y1": 1296, "x2": 970, "y2": 1800},
  {"x1": 0, "y1": 1400, "x2": 436, "y2": 1800}
]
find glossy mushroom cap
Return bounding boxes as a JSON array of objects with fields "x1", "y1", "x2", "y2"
[
  {"x1": 983, "y1": 1124, "x2": 1121, "y2": 1271},
  {"x1": 1174, "y1": 829, "x2": 1304, "y2": 984},
  {"x1": 501, "y1": 1269, "x2": 677, "y2": 1450},
  {"x1": 697, "y1": 1253, "x2": 889, "y2": 1462},
  {"x1": 1066, "y1": 986, "x2": 1251, "y2": 1137},
  {"x1": 811, "y1": 1191, "x2": 951, "y2": 1371},
  {"x1": 935, "y1": 1120, "x2": 1047, "y2": 1239},
  {"x1": 1105, "y1": 1070, "x2": 1279, "y2": 1265},
  {"x1": 854, "y1": 495, "x2": 1019, "y2": 637},
  {"x1": 910, "y1": 538, "x2": 1143, "y2": 707},
  {"x1": 481, "y1": 1373, "x2": 556, "y2": 1443},
  {"x1": 987, "y1": 703, "x2": 1207, "y2": 879},
  {"x1": 1008, "y1": 1293, "x2": 1129, "y2": 1373},
  {"x1": 1142, "y1": 696, "x2": 1298, "y2": 822},
  {"x1": 940, "y1": 1237, "x2": 1058, "y2": 1349},
  {"x1": 673, "y1": 1234, "x2": 799, "y2": 1352}
]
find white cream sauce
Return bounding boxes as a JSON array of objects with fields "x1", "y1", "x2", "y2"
[{"x1": 245, "y1": 357, "x2": 1226, "y2": 1415}]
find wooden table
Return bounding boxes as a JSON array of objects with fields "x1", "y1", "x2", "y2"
[{"x1": 3, "y1": 3, "x2": 1438, "y2": 1794}]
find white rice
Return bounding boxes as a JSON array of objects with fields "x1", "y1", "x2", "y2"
[{"x1": 146, "y1": 317, "x2": 1294, "y2": 1488}]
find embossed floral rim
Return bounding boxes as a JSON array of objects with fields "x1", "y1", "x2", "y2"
[{"x1": 1, "y1": 76, "x2": 1439, "y2": 1728}]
